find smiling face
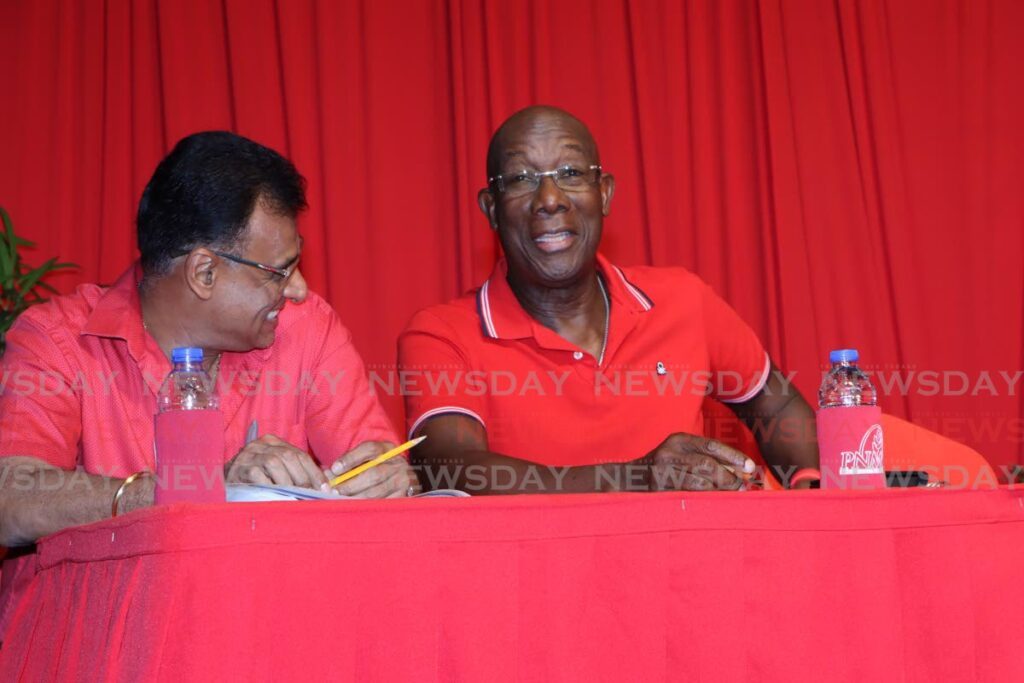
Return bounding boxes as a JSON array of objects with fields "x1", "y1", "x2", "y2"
[
  {"x1": 207, "y1": 199, "x2": 308, "y2": 351},
  {"x1": 479, "y1": 108, "x2": 615, "y2": 289}
]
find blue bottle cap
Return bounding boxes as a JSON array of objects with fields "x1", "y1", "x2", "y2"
[
  {"x1": 829, "y1": 348, "x2": 859, "y2": 363},
  {"x1": 171, "y1": 347, "x2": 204, "y2": 364}
]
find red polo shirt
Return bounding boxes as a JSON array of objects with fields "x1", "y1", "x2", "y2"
[
  {"x1": 0, "y1": 264, "x2": 398, "y2": 476},
  {"x1": 398, "y1": 254, "x2": 769, "y2": 466}
]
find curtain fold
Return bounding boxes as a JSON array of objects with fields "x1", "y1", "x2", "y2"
[{"x1": 2, "y1": 0, "x2": 1021, "y2": 470}]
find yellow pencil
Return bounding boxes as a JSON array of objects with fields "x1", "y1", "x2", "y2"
[{"x1": 328, "y1": 436, "x2": 426, "y2": 487}]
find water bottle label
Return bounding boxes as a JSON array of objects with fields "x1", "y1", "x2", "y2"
[{"x1": 816, "y1": 406, "x2": 886, "y2": 489}]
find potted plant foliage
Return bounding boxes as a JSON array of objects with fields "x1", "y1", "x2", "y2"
[{"x1": 0, "y1": 207, "x2": 76, "y2": 355}]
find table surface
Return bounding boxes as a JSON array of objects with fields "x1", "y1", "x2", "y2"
[{"x1": 3, "y1": 487, "x2": 1024, "y2": 682}]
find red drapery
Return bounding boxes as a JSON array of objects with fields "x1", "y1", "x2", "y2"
[{"x1": 1, "y1": 0, "x2": 1021, "y2": 470}]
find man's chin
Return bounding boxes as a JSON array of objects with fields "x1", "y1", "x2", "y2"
[
  {"x1": 527, "y1": 250, "x2": 595, "y2": 286},
  {"x1": 252, "y1": 330, "x2": 277, "y2": 350}
]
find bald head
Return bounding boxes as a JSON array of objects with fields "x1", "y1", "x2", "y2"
[{"x1": 486, "y1": 106, "x2": 600, "y2": 179}]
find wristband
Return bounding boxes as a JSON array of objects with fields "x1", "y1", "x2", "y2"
[
  {"x1": 112, "y1": 471, "x2": 153, "y2": 517},
  {"x1": 789, "y1": 467, "x2": 821, "y2": 489}
]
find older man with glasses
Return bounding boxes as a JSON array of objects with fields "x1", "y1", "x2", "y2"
[
  {"x1": 399, "y1": 106, "x2": 820, "y2": 495},
  {"x1": 0, "y1": 131, "x2": 418, "y2": 555}
]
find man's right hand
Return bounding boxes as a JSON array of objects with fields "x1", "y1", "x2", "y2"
[
  {"x1": 641, "y1": 433, "x2": 756, "y2": 491},
  {"x1": 225, "y1": 434, "x2": 329, "y2": 489}
]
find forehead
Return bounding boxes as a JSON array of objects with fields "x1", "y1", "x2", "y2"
[
  {"x1": 494, "y1": 115, "x2": 595, "y2": 167},
  {"x1": 242, "y1": 201, "x2": 299, "y2": 256}
]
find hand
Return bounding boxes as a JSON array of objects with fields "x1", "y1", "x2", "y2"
[
  {"x1": 641, "y1": 433, "x2": 755, "y2": 491},
  {"x1": 225, "y1": 434, "x2": 329, "y2": 490},
  {"x1": 325, "y1": 441, "x2": 421, "y2": 499}
]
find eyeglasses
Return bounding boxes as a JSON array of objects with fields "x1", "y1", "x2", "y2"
[
  {"x1": 210, "y1": 249, "x2": 300, "y2": 281},
  {"x1": 488, "y1": 164, "x2": 602, "y2": 198},
  {"x1": 173, "y1": 242, "x2": 302, "y2": 282}
]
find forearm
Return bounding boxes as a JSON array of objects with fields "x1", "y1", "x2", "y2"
[
  {"x1": 742, "y1": 394, "x2": 819, "y2": 485},
  {"x1": 0, "y1": 457, "x2": 153, "y2": 546},
  {"x1": 729, "y1": 363, "x2": 820, "y2": 486}
]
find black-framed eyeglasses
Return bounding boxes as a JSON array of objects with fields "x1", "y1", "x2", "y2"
[{"x1": 488, "y1": 164, "x2": 602, "y2": 198}]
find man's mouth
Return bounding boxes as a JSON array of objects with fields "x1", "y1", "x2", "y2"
[
  {"x1": 266, "y1": 308, "x2": 282, "y2": 323},
  {"x1": 532, "y1": 230, "x2": 576, "y2": 253}
]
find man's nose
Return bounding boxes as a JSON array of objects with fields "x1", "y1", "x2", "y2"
[
  {"x1": 284, "y1": 267, "x2": 308, "y2": 304},
  {"x1": 530, "y1": 175, "x2": 570, "y2": 214}
]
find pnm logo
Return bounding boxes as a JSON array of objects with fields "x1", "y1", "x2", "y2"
[{"x1": 839, "y1": 423, "x2": 884, "y2": 475}]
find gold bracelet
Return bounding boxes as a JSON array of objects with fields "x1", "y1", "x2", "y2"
[{"x1": 112, "y1": 471, "x2": 152, "y2": 518}]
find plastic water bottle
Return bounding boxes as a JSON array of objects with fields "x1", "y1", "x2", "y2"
[
  {"x1": 816, "y1": 349, "x2": 886, "y2": 489},
  {"x1": 154, "y1": 347, "x2": 226, "y2": 504},
  {"x1": 157, "y1": 347, "x2": 219, "y2": 411},
  {"x1": 819, "y1": 349, "x2": 877, "y2": 408}
]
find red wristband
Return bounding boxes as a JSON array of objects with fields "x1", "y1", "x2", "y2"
[{"x1": 789, "y1": 468, "x2": 821, "y2": 489}]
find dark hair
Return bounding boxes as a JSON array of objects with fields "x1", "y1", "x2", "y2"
[{"x1": 137, "y1": 131, "x2": 307, "y2": 276}]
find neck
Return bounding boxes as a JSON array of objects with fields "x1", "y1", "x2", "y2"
[
  {"x1": 506, "y1": 267, "x2": 601, "y2": 325},
  {"x1": 506, "y1": 267, "x2": 609, "y2": 358},
  {"x1": 138, "y1": 278, "x2": 222, "y2": 372}
]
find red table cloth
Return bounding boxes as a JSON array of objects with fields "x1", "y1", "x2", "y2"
[{"x1": 2, "y1": 488, "x2": 1023, "y2": 681}]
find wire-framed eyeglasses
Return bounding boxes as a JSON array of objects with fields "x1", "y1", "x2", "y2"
[
  {"x1": 173, "y1": 241, "x2": 302, "y2": 282},
  {"x1": 488, "y1": 164, "x2": 602, "y2": 198},
  {"x1": 209, "y1": 249, "x2": 299, "y2": 281}
]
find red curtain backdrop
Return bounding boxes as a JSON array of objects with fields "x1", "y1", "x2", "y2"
[{"x1": 1, "y1": 0, "x2": 1021, "y2": 471}]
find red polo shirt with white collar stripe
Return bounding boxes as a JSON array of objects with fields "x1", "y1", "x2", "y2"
[{"x1": 398, "y1": 253, "x2": 769, "y2": 466}]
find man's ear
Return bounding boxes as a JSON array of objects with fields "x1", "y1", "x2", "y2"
[
  {"x1": 600, "y1": 173, "x2": 615, "y2": 217},
  {"x1": 477, "y1": 188, "x2": 499, "y2": 230},
  {"x1": 183, "y1": 249, "x2": 218, "y2": 301}
]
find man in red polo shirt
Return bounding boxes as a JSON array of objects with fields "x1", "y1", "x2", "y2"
[
  {"x1": 0, "y1": 131, "x2": 417, "y2": 550},
  {"x1": 399, "y1": 106, "x2": 819, "y2": 493}
]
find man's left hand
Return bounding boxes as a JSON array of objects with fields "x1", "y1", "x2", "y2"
[{"x1": 325, "y1": 441, "x2": 421, "y2": 498}]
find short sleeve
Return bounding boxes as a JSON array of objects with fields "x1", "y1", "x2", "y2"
[
  {"x1": 397, "y1": 309, "x2": 487, "y2": 439},
  {"x1": 701, "y1": 283, "x2": 770, "y2": 403},
  {"x1": 0, "y1": 316, "x2": 81, "y2": 469},
  {"x1": 301, "y1": 304, "x2": 399, "y2": 464}
]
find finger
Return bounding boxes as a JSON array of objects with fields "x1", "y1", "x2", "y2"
[
  {"x1": 689, "y1": 455, "x2": 742, "y2": 490},
  {"x1": 261, "y1": 455, "x2": 297, "y2": 487},
  {"x1": 329, "y1": 441, "x2": 394, "y2": 477},
  {"x1": 679, "y1": 472, "x2": 716, "y2": 491},
  {"x1": 388, "y1": 467, "x2": 421, "y2": 498},
  {"x1": 334, "y1": 457, "x2": 405, "y2": 497},
  {"x1": 298, "y1": 454, "x2": 329, "y2": 489},
  {"x1": 277, "y1": 451, "x2": 324, "y2": 489},
  {"x1": 697, "y1": 437, "x2": 755, "y2": 475},
  {"x1": 225, "y1": 443, "x2": 263, "y2": 483},
  {"x1": 648, "y1": 464, "x2": 705, "y2": 491},
  {"x1": 238, "y1": 464, "x2": 274, "y2": 486},
  {"x1": 405, "y1": 466, "x2": 422, "y2": 495}
]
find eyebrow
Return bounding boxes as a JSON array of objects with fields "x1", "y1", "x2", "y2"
[{"x1": 273, "y1": 236, "x2": 304, "y2": 271}]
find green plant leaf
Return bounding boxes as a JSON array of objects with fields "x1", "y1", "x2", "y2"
[
  {"x1": 16, "y1": 258, "x2": 58, "y2": 295},
  {"x1": 0, "y1": 207, "x2": 14, "y2": 282},
  {"x1": 0, "y1": 208, "x2": 78, "y2": 342}
]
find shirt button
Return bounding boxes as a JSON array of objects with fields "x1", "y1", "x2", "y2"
[{"x1": 572, "y1": 351, "x2": 584, "y2": 360}]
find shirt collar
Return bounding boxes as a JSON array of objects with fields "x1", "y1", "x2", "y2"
[
  {"x1": 80, "y1": 263, "x2": 147, "y2": 345},
  {"x1": 476, "y1": 253, "x2": 654, "y2": 340}
]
